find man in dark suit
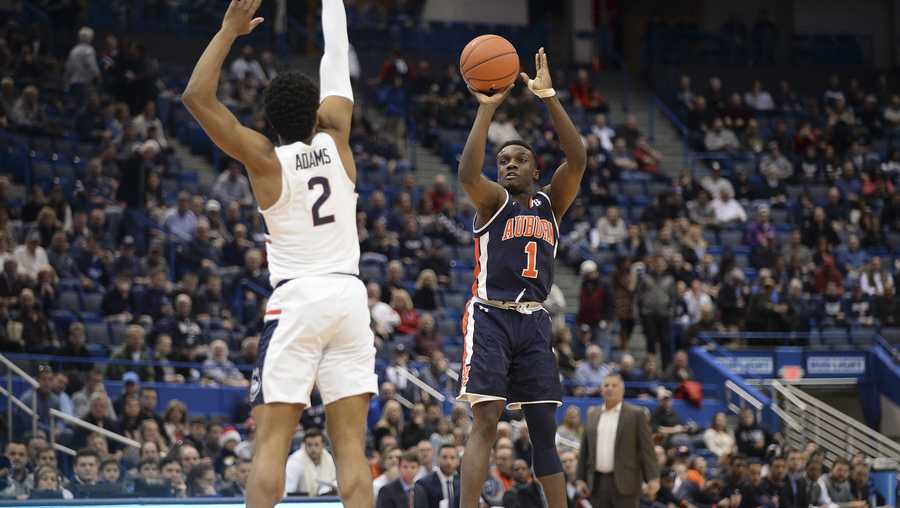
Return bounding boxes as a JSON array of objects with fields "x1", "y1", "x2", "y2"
[
  {"x1": 782, "y1": 449, "x2": 808, "y2": 503},
  {"x1": 764, "y1": 454, "x2": 808, "y2": 508},
  {"x1": 377, "y1": 451, "x2": 421, "y2": 508},
  {"x1": 576, "y1": 373, "x2": 659, "y2": 508},
  {"x1": 414, "y1": 443, "x2": 461, "y2": 508}
]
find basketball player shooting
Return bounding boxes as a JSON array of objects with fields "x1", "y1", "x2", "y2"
[
  {"x1": 456, "y1": 48, "x2": 587, "y2": 508},
  {"x1": 182, "y1": 2, "x2": 376, "y2": 508}
]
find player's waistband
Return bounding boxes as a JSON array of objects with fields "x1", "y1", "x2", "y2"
[
  {"x1": 274, "y1": 272, "x2": 360, "y2": 290},
  {"x1": 473, "y1": 297, "x2": 544, "y2": 314}
]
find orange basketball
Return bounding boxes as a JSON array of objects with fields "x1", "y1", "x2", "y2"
[{"x1": 459, "y1": 35, "x2": 519, "y2": 93}]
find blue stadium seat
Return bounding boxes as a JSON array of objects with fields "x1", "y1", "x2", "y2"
[
  {"x1": 82, "y1": 293, "x2": 104, "y2": 314},
  {"x1": 59, "y1": 290, "x2": 82, "y2": 312},
  {"x1": 85, "y1": 321, "x2": 111, "y2": 346}
]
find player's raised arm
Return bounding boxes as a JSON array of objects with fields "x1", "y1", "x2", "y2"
[
  {"x1": 316, "y1": 0, "x2": 357, "y2": 181},
  {"x1": 182, "y1": 1, "x2": 278, "y2": 181},
  {"x1": 521, "y1": 48, "x2": 587, "y2": 221},
  {"x1": 458, "y1": 85, "x2": 512, "y2": 219}
]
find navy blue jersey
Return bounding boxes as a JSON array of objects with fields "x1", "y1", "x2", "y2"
[{"x1": 471, "y1": 190, "x2": 558, "y2": 302}]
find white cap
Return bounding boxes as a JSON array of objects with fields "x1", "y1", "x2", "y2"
[{"x1": 580, "y1": 260, "x2": 598, "y2": 275}]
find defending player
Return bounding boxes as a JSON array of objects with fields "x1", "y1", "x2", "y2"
[
  {"x1": 456, "y1": 48, "x2": 587, "y2": 508},
  {"x1": 182, "y1": 2, "x2": 375, "y2": 508}
]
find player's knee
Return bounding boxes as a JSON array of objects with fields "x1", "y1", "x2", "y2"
[
  {"x1": 249, "y1": 471, "x2": 284, "y2": 505},
  {"x1": 472, "y1": 401, "x2": 504, "y2": 434},
  {"x1": 336, "y1": 469, "x2": 367, "y2": 500},
  {"x1": 523, "y1": 403, "x2": 562, "y2": 477}
]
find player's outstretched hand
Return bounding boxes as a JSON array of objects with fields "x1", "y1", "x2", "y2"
[
  {"x1": 469, "y1": 83, "x2": 514, "y2": 108},
  {"x1": 520, "y1": 47, "x2": 554, "y2": 97},
  {"x1": 222, "y1": 0, "x2": 265, "y2": 37}
]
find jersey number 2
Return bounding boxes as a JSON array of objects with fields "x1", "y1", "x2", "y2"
[
  {"x1": 308, "y1": 177, "x2": 335, "y2": 226},
  {"x1": 521, "y1": 241, "x2": 539, "y2": 279}
]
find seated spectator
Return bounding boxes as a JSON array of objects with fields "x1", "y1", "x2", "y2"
[
  {"x1": 573, "y1": 345, "x2": 611, "y2": 396},
  {"x1": 391, "y1": 289, "x2": 419, "y2": 336},
  {"x1": 859, "y1": 256, "x2": 893, "y2": 297},
  {"x1": 107, "y1": 325, "x2": 155, "y2": 382},
  {"x1": 591, "y1": 207, "x2": 627, "y2": 249},
  {"x1": 502, "y1": 459, "x2": 543, "y2": 508},
  {"x1": 203, "y1": 340, "x2": 249, "y2": 387},
  {"x1": 663, "y1": 350, "x2": 694, "y2": 382},
  {"x1": 102, "y1": 275, "x2": 138, "y2": 322},
  {"x1": 816, "y1": 458, "x2": 855, "y2": 507},
  {"x1": 70, "y1": 449, "x2": 102, "y2": 498},
  {"x1": 488, "y1": 111, "x2": 521, "y2": 146},
  {"x1": 375, "y1": 451, "x2": 420, "y2": 508},
  {"x1": 29, "y1": 464, "x2": 73, "y2": 500},
  {"x1": 163, "y1": 192, "x2": 198, "y2": 243},
  {"x1": 414, "y1": 313, "x2": 440, "y2": 357},
  {"x1": 10, "y1": 85, "x2": 46, "y2": 132},
  {"x1": 18, "y1": 288, "x2": 55, "y2": 354},
  {"x1": 633, "y1": 136, "x2": 664, "y2": 176},
  {"x1": 419, "y1": 351, "x2": 454, "y2": 395},
  {"x1": 703, "y1": 412, "x2": 736, "y2": 458},
  {"x1": 711, "y1": 189, "x2": 747, "y2": 225},
  {"x1": 760, "y1": 141, "x2": 793, "y2": 183},
  {"x1": 187, "y1": 464, "x2": 217, "y2": 497},
  {"x1": 14, "y1": 231, "x2": 50, "y2": 281},
  {"x1": 413, "y1": 269, "x2": 439, "y2": 311},
  {"x1": 1, "y1": 441, "x2": 29, "y2": 499},
  {"x1": 369, "y1": 283, "x2": 400, "y2": 342},
  {"x1": 700, "y1": 163, "x2": 734, "y2": 200},
  {"x1": 610, "y1": 137, "x2": 638, "y2": 174},
  {"x1": 555, "y1": 405, "x2": 583, "y2": 453},
  {"x1": 686, "y1": 190, "x2": 716, "y2": 228},
  {"x1": 591, "y1": 114, "x2": 616, "y2": 151},
  {"x1": 704, "y1": 118, "x2": 740, "y2": 152},
  {"x1": 744, "y1": 80, "x2": 775, "y2": 112},
  {"x1": 651, "y1": 390, "x2": 689, "y2": 445},
  {"x1": 735, "y1": 409, "x2": 769, "y2": 459},
  {"x1": 682, "y1": 281, "x2": 712, "y2": 328},
  {"x1": 373, "y1": 446, "x2": 402, "y2": 498},
  {"x1": 157, "y1": 294, "x2": 203, "y2": 352}
]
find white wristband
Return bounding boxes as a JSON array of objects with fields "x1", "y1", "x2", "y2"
[{"x1": 531, "y1": 87, "x2": 556, "y2": 99}]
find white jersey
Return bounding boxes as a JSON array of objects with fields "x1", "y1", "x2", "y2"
[{"x1": 260, "y1": 132, "x2": 360, "y2": 286}]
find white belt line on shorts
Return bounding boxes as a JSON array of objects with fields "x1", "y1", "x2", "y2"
[{"x1": 473, "y1": 297, "x2": 544, "y2": 314}]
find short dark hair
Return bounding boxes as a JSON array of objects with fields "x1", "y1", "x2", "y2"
[
  {"x1": 439, "y1": 443, "x2": 457, "y2": 454},
  {"x1": 400, "y1": 450, "x2": 420, "y2": 465},
  {"x1": 833, "y1": 458, "x2": 851, "y2": 468},
  {"x1": 99, "y1": 458, "x2": 120, "y2": 471},
  {"x1": 303, "y1": 428, "x2": 323, "y2": 442},
  {"x1": 496, "y1": 139, "x2": 535, "y2": 157},
  {"x1": 75, "y1": 448, "x2": 100, "y2": 464},
  {"x1": 160, "y1": 457, "x2": 181, "y2": 470},
  {"x1": 264, "y1": 71, "x2": 319, "y2": 144}
]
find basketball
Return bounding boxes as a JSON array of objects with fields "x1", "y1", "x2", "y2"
[{"x1": 459, "y1": 34, "x2": 519, "y2": 93}]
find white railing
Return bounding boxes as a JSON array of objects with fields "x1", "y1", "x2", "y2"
[
  {"x1": 395, "y1": 366, "x2": 447, "y2": 403},
  {"x1": 724, "y1": 380, "x2": 764, "y2": 421},
  {"x1": 0, "y1": 354, "x2": 140, "y2": 455},
  {"x1": 770, "y1": 380, "x2": 900, "y2": 466}
]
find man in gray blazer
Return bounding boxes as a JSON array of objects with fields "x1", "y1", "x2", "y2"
[{"x1": 575, "y1": 373, "x2": 659, "y2": 508}]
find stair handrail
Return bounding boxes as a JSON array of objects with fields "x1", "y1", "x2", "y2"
[
  {"x1": 395, "y1": 365, "x2": 446, "y2": 403},
  {"x1": 770, "y1": 380, "x2": 900, "y2": 464},
  {"x1": 0, "y1": 353, "x2": 141, "y2": 453},
  {"x1": 0, "y1": 353, "x2": 38, "y2": 441}
]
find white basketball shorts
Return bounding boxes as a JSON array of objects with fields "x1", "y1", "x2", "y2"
[{"x1": 249, "y1": 274, "x2": 377, "y2": 407}]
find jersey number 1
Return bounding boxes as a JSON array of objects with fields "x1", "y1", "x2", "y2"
[
  {"x1": 308, "y1": 176, "x2": 335, "y2": 226},
  {"x1": 521, "y1": 241, "x2": 539, "y2": 279}
]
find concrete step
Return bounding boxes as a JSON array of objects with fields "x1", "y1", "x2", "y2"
[{"x1": 172, "y1": 139, "x2": 216, "y2": 188}]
